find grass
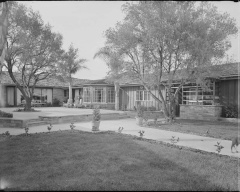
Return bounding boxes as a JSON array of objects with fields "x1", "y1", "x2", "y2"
[
  {"x1": 145, "y1": 119, "x2": 238, "y2": 140},
  {"x1": 0, "y1": 130, "x2": 238, "y2": 191}
]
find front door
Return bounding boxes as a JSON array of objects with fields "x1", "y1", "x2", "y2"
[{"x1": 7, "y1": 87, "x2": 15, "y2": 106}]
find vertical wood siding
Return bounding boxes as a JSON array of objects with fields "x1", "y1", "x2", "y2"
[
  {"x1": 218, "y1": 79, "x2": 239, "y2": 106},
  {"x1": 121, "y1": 86, "x2": 166, "y2": 110}
]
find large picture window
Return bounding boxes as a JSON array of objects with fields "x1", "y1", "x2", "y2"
[
  {"x1": 83, "y1": 87, "x2": 91, "y2": 102},
  {"x1": 136, "y1": 90, "x2": 150, "y2": 101},
  {"x1": 182, "y1": 82, "x2": 216, "y2": 105},
  {"x1": 93, "y1": 88, "x2": 106, "y2": 103},
  {"x1": 107, "y1": 88, "x2": 115, "y2": 103}
]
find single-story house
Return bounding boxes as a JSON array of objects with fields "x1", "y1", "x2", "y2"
[{"x1": 0, "y1": 62, "x2": 239, "y2": 119}]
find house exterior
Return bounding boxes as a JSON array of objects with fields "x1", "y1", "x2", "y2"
[{"x1": 0, "y1": 62, "x2": 239, "y2": 119}]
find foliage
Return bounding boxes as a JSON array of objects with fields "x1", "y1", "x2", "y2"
[
  {"x1": 4, "y1": 2, "x2": 64, "y2": 111},
  {"x1": 214, "y1": 142, "x2": 224, "y2": 154},
  {"x1": 223, "y1": 104, "x2": 238, "y2": 118},
  {"x1": 70, "y1": 122, "x2": 75, "y2": 130},
  {"x1": 47, "y1": 124, "x2": 52, "y2": 132},
  {"x1": 0, "y1": 110, "x2": 13, "y2": 118},
  {"x1": 170, "y1": 136, "x2": 179, "y2": 144},
  {"x1": 52, "y1": 98, "x2": 60, "y2": 107},
  {"x1": 136, "y1": 105, "x2": 145, "y2": 118},
  {"x1": 138, "y1": 130, "x2": 145, "y2": 137},
  {"x1": 24, "y1": 126, "x2": 29, "y2": 136},
  {"x1": 92, "y1": 107, "x2": 101, "y2": 121},
  {"x1": 3, "y1": 131, "x2": 10, "y2": 136},
  {"x1": 45, "y1": 102, "x2": 52, "y2": 107},
  {"x1": 57, "y1": 44, "x2": 87, "y2": 105},
  {"x1": 118, "y1": 127, "x2": 124, "y2": 133},
  {"x1": 95, "y1": 1, "x2": 238, "y2": 123}
]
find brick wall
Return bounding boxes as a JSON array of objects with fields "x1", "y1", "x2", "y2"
[
  {"x1": 52, "y1": 88, "x2": 65, "y2": 105},
  {"x1": 180, "y1": 105, "x2": 222, "y2": 121}
]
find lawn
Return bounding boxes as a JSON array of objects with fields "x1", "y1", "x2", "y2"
[
  {"x1": 145, "y1": 119, "x2": 238, "y2": 140},
  {"x1": 0, "y1": 130, "x2": 238, "y2": 191}
]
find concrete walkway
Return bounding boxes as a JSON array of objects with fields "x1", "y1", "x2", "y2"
[{"x1": 0, "y1": 118, "x2": 239, "y2": 158}]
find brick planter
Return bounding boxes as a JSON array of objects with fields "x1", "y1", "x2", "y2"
[{"x1": 180, "y1": 105, "x2": 222, "y2": 121}]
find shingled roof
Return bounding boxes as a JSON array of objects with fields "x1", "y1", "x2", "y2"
[{"x1": 0, "y1": 71, "x2": 90, "y2": 88}]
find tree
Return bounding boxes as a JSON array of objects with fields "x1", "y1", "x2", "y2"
[
  {"x1": 4, "y1": 3, "x2": 64, "y2": 111},
  {"x1": 96, "y1": 1, "x2": 238, "y2": 122},
  {"x1": 58, "y1": 44, "x2": 87, "y2": 105},
  {"x1": 0, "y1": 2, "x2": 10, "y2": 74}
]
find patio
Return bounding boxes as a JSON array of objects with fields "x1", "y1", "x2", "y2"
[
  {"x1": 0, "y1": 107, "x2": 126, "y2": 120},
  {"x1": 0, "y1": 107, "x2": 128, "y2": 128}
]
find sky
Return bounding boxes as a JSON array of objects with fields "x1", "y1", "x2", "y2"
[{"x1": 20, "y1": 1, "x2": 239, "y2": 80}]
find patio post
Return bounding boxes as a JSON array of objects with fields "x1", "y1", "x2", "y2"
[
  {"x1": 68, "y1": 82, "x2": 73, "y2": 105},
  {"x1": 114, "y1": 82, "x2": 119, "y2": 110}
]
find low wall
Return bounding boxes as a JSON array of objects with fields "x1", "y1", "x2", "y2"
[
  {"x1": 0, "y1": 118, "x2": 27, "y2": 128},
  {"x1": 180, "y1": 105, "x2": 222, "y2": 121},
  {"x1": 143, "y1": 111, "x2": 165, "y2": 119},
  {"x1": 39, "y1": 113, "x2": 124, "y2": 124}
]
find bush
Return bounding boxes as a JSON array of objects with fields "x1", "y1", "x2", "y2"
[
  {"x1": 136, "y1": 105, "x2": 145, "y2": 118},
  {"x1": 223, "y1": 104, "x2": 238, "y2": 118},
  {"x1": 0, "y1": 110, "x2": 13, "y2": 118},
  {"x1": 92, "y1": 107, "x2": 101, "y2": 121},
  {"x1": 45, "y1": 102, "x2": 52, "y2": 107},
  {"x1": 52, "y1": 98, "x2": 60, "y2": 107},
  {"x1": 148, "y1": 106, "x2": 156, "y2": 111}
]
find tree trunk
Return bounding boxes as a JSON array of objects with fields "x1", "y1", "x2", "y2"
[{"x1": 24, "y1": 97, "x2": 32, "y2": 111}]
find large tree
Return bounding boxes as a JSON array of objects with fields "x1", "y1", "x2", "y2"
[
  {"x1": 58, "y1": 44, "x2": 87, "y2": 105},
  {"x1": 95, "y1": 1, "x2": 238, "y2": 122},
  {"x1": 4, "y1": 3, "x2": 64, "y2": 111}
]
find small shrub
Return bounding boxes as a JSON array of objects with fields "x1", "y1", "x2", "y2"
[
  {"x1": 223, "y1": 104, "x2": 238, "y2": 118},
  {"x1": 0, "y1": 110, "x2": 13, "y2": 118},
  {"x1": 148, "y1": 106, "x2": 156, "y2": 111},
  {"x1": 52, "y1": 98, "x2": 60, "y2": 107},
  {"x1": 25, "y1": 127, "x2": 29, "y2": 136},
  {"x1": 138, "y1": 130, "x2": 145, "y2": 137},
  {"x1": 70, "y1": 122, "x2": 76, "y2": 130},
  {"x1": 45, "y1": 102, "x2": 52, "y2": 107},
  {"x1": 214, "y1": 142, "x2": 224, "y2": 153},
  {"x1": 170, "y1": 136, "x2": 179, "y2": 144},
  {"x1": 136, "y1": 105, "x2": 145, "y2": 118},
  {"x1": 118, "y1": 127, "x2": 124, "y2": 133},
  {"x1": 92, "y1": 107, "x2": 101, "y2": 121},
  {"x1": 47, "y1": 124, "x2": 52, "y2": 132}
]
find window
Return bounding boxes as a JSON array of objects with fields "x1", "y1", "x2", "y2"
[
  {"x1": 64, "y1": 90, "x2": 68, "y2": 97},
  {"x1": 136, "y1": 90, "x2": 150, "y2": 101},
  {"x1": 83, "y1": 87, "x2": 91, "y2": 102},
  {"x1": 107, "y1": 88, "x2": 115, "y2": 103},
  {"x1": 182, "y1": 82, "x2": 215, "y2": 105},
  {"x1": 93, "y1": 88, "x2": 106, "y2": 103}
]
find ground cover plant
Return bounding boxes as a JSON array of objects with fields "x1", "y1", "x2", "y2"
[
  {"x1": 143, "y1": 119, "x2": 238, "y2": 140},
  {"x1": 0, "y1": 130, "x2": 238, "y2": 191}
]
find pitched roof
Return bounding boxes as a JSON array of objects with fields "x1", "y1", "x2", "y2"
[
  {"x1": 0, "y1": 71, "x2": 89, "y2": 88},
  {"x1": 0, "y1": 62, "x2": 238, "y2": 88}
]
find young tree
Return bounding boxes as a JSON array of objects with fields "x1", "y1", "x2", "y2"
[
  {"x1": 96, "y1": 1, "x2": 238, "y2": 122},
  {"x1": 58, "y1": 44, "x2": 87, "y2": 105},
  {"x1": 4, "y1": 3, "x2": 64, "y2": 111}
]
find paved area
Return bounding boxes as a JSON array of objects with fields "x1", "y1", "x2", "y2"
[
  {"x1": 0, "y1": 107, "x2": 124, "y2": 120},
  {"x1": 0, "y1": 118, "x2": 239, "y2": 158}
]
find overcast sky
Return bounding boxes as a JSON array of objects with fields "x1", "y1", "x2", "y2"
[{"x1": 20, "y1": 1, "x2": 239, "y2": 80}]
